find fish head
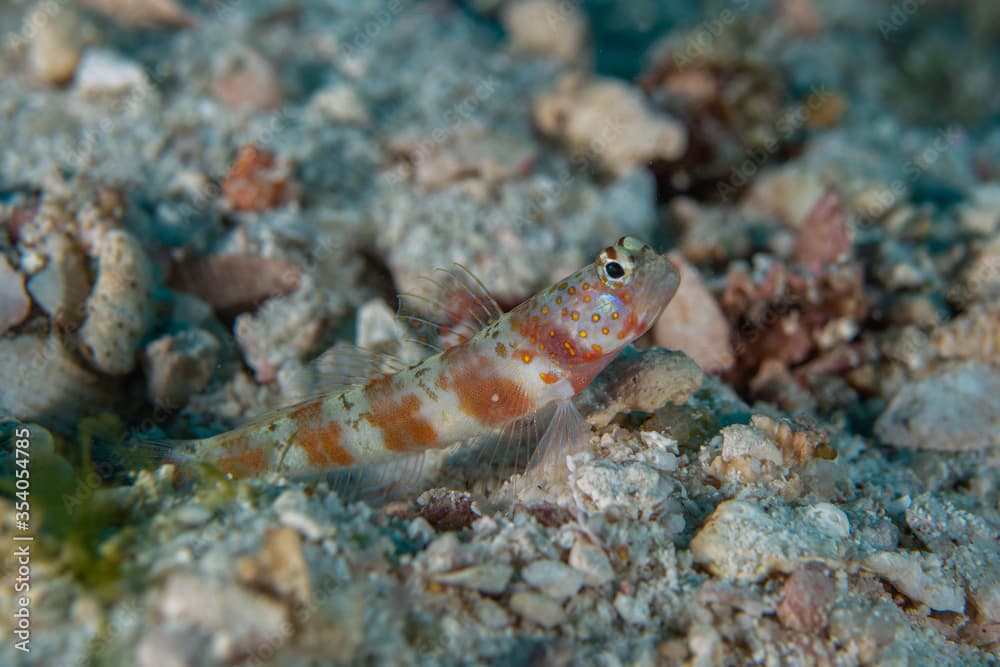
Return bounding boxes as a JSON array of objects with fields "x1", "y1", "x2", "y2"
[
  {"x1": 514, "y1": 236, "x2": 679, "y2": 370},
  {"x1": 578, "y1": 236, "x2": 680, "y2": 355}
]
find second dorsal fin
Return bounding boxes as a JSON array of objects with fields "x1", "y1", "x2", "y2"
[{"x1": 397, "y1": 263, "x2": 504, "y2": 353}]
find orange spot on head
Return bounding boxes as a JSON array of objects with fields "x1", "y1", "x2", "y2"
[
  {"x1": 563, "y1": 341, "x2": 576, "y2": 356},
  {"x1": 521, "y1": 352, "x2": 533, "y2": 364},
  {"x1": 592, "y1": 343, "x2": 603, "y2": 353},
  {"x1": 612, "y1": 312, "x2": 620, "y2": 320},
  {"x1": 541, "y1": 305, "x2": 549, "y2": 315},
  {"x1": 363, "y1": 380, "x2": 439, "y2": 452},
  {"x1": 539, "y1": 372, "x2": 559, "y2": 384},
  {"x1": 568, "y1": 287, "x2": 576, "y2": 295},
  {"x1": 571, "y1": 312, "x2": 579, "y2": 321},
  {"x1": 583, "y1": 295, "x2": 591, "y2": 303},
  {"x1": 495, "y1": 342, "x2": 507, "y2": 357},
  {"x1": 549, "y1": 330, "x2": 556, "y2": 337},
  {"x1": 556, "y1": 296, "x2": 563, "y2": 305},
  {"x1": 602, "y1": 327, "x2": 610, "y2": 335},
  {"x1": 289, "y1": 400, "x2": 353, "y2": 466},
  {"x1": 592, "y1": 314, "x2": 600, "y2": 322},
  {"x1": 558, "y1": 282, "x2": 568, "y2": 290},
  {"x1": 578, "y1": 330, "x2": 587, "y2": 338},
  {"x1": 582, "y1": 282, "x2": 590, "y2": 290}
]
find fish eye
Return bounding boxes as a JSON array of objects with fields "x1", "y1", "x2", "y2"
[
  {"x1": 605, "y1": 261, "x2": 625, "y2": 279},
  {"x1": 597, "y1": 250, "x2": 633, "y2": 287}
]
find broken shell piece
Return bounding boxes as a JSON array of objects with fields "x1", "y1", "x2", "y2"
[
  {"x1": 653, "y1": 253, "x2": 734, "y2": 373},
  {"x1": 0, "y1": 256, "x2": 31, "y2": 336},
  {"x1": 533, "y1": 74, "x2": 687, "y2": 177},
  {"x1": 863, "y1": 551, "x2": 965, "y2": 613},
  {"x1": 25, "y1": 233, "x2": 91, "y2": 328},
  {"x1": 78, "y1": 229, "x2": 154, "y2": 375},
  {"x1": 0, "y1": 334, "x2": 115, "y2": 428},
  {"x1": 433, "y1": 564, "x2": 513, "y2": 595}
]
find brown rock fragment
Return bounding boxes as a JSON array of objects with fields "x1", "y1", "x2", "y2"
[
  {"x1": 417, "y1": 488, "x2": 480, "y2": 531},
  {"x1": 653, "y1": 252, "x2": 734, "y2": 373},
  {"x1": 932, "y1": 302, "x2": 1000, "y2": 365},
  {"x1": 794, "y1": 189, "x2": 852, "y2": 272},
  {"x1": 211, "y1": 49, "x2": 283, "y2": 111},
  {"x1": 170, "y1": 254, "x2": 302, "y2": 313},
  {"x1": 237, "y1": 525, "x2": 312, "y2": 610},
  {"x1": 142, "y1": 328, "x2": 220, "y2": 409},
  {"x1": 576, "y1": 348, "x2": 703, "y2": 427},
  {"x1": 777, "y1": 561, "x2": 836, "y2": 633},
  {"x1": 222, "y1": 146, "x2": 292, "y2": 212}
]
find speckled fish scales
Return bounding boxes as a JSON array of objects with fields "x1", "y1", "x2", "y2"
[{"x1": 167, "y1": 237, "x2": 680, "y2": 481}]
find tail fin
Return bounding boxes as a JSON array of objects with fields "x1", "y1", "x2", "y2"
[{"x1": 86, "y1": 417, "x2": 201, "y2": 484}]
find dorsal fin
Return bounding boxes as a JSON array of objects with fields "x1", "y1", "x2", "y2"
[
  {"x1": 397, "y1": 263, "x2": 504, "y2": 353},
  {"x1": 282, "y1": 342, "x2": 408, "y2": 403}
]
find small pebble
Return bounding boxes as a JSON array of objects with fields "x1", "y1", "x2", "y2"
[
  {"x1": 74, "y1": 48, "x2": 150, "y2": 95},
  {"x1": 311, "y1": 84, "x2": 371, "y2": 125},
  {"x1": 521, "y1": 559, "x2": 583, "y2": 601},
  {"x1": 502, "y1": 0, "x2": 589, "y2": 65},
  {"x1": 433, "y1": 564, "x2": 513, "y2": 595},
  {"x1": 211, "y1": 49, "x2": 283, "y2": 111},
  {"x1": 143, "y1": 328, "x2": 220, "y2": 409},
  {"x1": 0, "y1": 256, "x2": 31, "y2": 336},
  {"x1": 173, "y1": 504, "x2": 212, "y2": 527},
  {"x1": 875, "y1": 362, "x2": 1000, "y2": 452},
  {"x1": 28, "y1": 6, "x2": 94, "y2": 86},
  {"x1": 509, "y1": 591, "x2": 565, "y2": 628},
  {"x1": 777, "y1": 562, "x2": 836, "y2": 632},
  {"x1": 569, "y1": 538, "x2": 615, "y2": 586}
]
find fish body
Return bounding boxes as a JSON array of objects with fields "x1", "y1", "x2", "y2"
[{"x1": 170, "y1": 237, "x2": 680, "y2": 480}]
